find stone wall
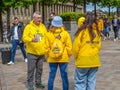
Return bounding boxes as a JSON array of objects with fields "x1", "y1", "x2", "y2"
[
  {"x1": 2, "y1": 3, "x2": 83, "y2": 26},
  {"x1": 2, "y1": 3, "x2": 83, "y2": 42}
]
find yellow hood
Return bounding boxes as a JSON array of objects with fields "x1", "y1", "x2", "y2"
[{"x1": 78, "y1": 17, "x2": 85, "y2": 27}]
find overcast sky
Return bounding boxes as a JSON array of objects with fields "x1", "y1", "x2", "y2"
[{"x1": 86, "y1": 3, "x2": 116, "y2": 12}]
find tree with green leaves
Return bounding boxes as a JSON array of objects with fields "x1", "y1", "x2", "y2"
[{"x1": 0, "y1": 0, "x2": 34, "y2": 41}]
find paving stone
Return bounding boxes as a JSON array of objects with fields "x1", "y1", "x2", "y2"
[{"x1": 1, "y1": 33, "x2": 120, "y2": 90}]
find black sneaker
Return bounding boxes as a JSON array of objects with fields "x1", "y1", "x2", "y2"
[{"x1": 35, "y1": 83, "x2": 45, "y2": 89}]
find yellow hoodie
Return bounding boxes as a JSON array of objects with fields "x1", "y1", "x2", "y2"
[
  {"x1": 73, "y1": 18, "x2": 101, "y2": 68},
  {"x1": 22, "y1": 21, "x2": 47, "y2": 55}
]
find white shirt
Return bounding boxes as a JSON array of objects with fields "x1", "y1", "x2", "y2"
[
  {"x1": 114, "y1": 19, "x2": 117, "y2": 26},
  {"x1": 13, "y1": 26, "x2": 18, "y2": 40}
]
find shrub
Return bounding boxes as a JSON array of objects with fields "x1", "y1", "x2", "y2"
[
  {"x1": 109, "y1": 16, "x2": 113, "y2": 20},
  {"x1": 59, "y1": 12, "x2": 85, "y2": 21}
]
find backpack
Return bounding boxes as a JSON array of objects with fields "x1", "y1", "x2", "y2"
[{"x1": 49, "y1": 33, "x2": 64, "y2": 59}]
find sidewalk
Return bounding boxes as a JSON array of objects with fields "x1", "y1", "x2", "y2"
[{"x1": 1, "y1": 37, "x2": 120, "y2": 90}]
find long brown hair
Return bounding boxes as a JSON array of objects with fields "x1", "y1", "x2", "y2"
[{"x1": 75, "y1": 12, "x2": 100, "y2": 42}]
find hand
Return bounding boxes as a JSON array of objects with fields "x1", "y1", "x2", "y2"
[
  {"x1": 32, "y1": 37, "x2": 39, "y2": 42},
  {"x1": 5, "y1": 38, "x2": 9, "y2": 43},
  {"x1": 19, "y1": 40, "x2": 23, "y2": 44}
]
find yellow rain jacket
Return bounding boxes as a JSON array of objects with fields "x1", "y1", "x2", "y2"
[
  {"x1": 73, "y1": 24, "x2": 101, "y2": 68},
  {"x1": 97, "y1": 19, "x2": 104, "y2": 31},
  {"x1": 45, "y1": 28, "x2": 72, "y2": 63},
  {"x1": 22, "y1": 21, "x2": 47, "y2": 55}
]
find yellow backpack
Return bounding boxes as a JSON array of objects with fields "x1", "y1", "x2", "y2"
[{"x1": 49, "y1": 34, "x2": 64, "y2": 59}]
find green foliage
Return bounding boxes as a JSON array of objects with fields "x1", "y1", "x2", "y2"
[
  {"x1": 100, "y1": 0, "x2": 120, "y2": 8},
  {"x1": 109, "y1": 15, "x2": 113, "y2": 20},
  {"x1": 2, "y1": 0, "x2": 32, "y2": 10},
  {"x1": 44, "y1": 0, "x2": 70, "y2": 5},
  {"x1": 59, "y1": 12, "x2": 85, "y2": 21},
  {"x1": 101, "y1": 15, "x2": 113, "y2": 20}
]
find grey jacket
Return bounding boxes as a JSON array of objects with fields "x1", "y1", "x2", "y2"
[{"x1": 8, "y1": 22, "x2": 24, "y2": 41}]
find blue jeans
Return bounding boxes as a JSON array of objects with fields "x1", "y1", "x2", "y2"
[
  {"x1": 11, "y1": 39, "x2": 27, "y2": 62},
  {"x1": 48, "y1": 63, "x2": 69, "y2": 90},
  {"x1": 104, "y1": 26, "x2": 110, "y2": 37},
  {"x1": 74, "y1": 67, "x2": 98, "y2": 90}
]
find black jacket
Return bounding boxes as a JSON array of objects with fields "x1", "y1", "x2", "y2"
[{"x1": 112, "y1": 19, "x2": 120, "y2": 28}]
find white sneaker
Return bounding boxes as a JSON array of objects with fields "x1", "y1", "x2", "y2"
[
  {"x1": 116, "y1": 37, "x2": 118, "y2": 40},
  {"x1": 7, "y1": 61, "x2": 14, "y2": 65},
  {"x1": 114, "y1": 39, "x2": 116, "y2": 42},
  {"x1": 24, "y1": 58, "x2": 28, "y2": 62},
  {"x1": 103, "y1": 37, "x2": 107, "y2": 40}
]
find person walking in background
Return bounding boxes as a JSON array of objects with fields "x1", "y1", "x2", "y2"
[
  {"x1": 103, "y1": 15, "x2": 110, "y2": 40},
  {"x1": 73, "y1": 12, "x2": 101, "y2": 90},
  {"x1": 45, "y1": 16, "x2": 72, "y2": 90},
  {"x1": 112, "y1": 14, "x2": 120, "y2": 42},
  {"x1": 22, "y1": 11, "x2": 47, "y2": 90},
  {"x1": 7, "y1": 17, "x2": 27, "y2": 64},
  {"x1": 47, "y1": 12, "x2": 56, "y2": 29}
]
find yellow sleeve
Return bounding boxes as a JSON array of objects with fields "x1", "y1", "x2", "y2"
[
  {"x1": 72, "y1": 32, "x2": 82, "y2": 60},
  {"x1": 22, "y1": 25, "x2": 33, "y2": 43},
  {"x1": 64, "y1": 31, "x2": 72, "y2": 57},
  {"x1": 44, "y1": 33, "x2": 51, "y2": 57}
]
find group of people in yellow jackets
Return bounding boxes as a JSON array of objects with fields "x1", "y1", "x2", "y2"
[{"x1": 22, "y1": 11, "x2": 102, "y2": 90}]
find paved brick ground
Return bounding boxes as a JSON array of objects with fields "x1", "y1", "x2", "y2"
[{"x1": 1, "y1": 33, "x2": 120, "y2": 90}]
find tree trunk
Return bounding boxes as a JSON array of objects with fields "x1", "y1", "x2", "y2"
[
  {"x1": 83, "y1": 0, "x2": 86, "y2": 13},
  {"x1": 42, "y1": 0, "x2": 45, "y2": 24},
  {"x1": 33, "y1": 2, "x2": 37, "y2": 13},
  {"x1": 6, "y1": 6, "x2": 10, "y2": 40},
  {"x1": 116, "y1": 7, "x2": 120, "y2": 16},
  {"x1": 0, "y1": 11, "x2": 3, "y2": 42},
  {"x1": 94, "y1": 3, "x2": 96, "y2": 17},
  {"x1": 73, "y1": 0, "x2": 76, "y2": 12},
  {"x1": 108, "y1": 4, "x2": 110, "y2": 16}
]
